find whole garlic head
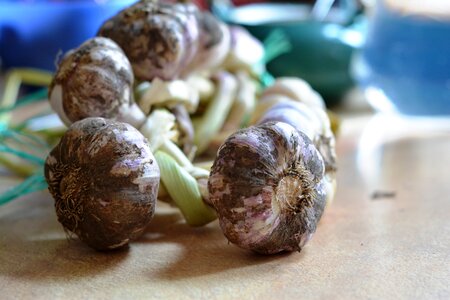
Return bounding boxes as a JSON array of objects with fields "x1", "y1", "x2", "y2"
[
  {"x1": 45, "y1": 117, "x2": 160, "y2": 250},
  {"x1": 98, "y1": 1, "x2": 200, "y2": 81},
  {"x1": 208, "y1": 122, "x2": 327, "y2": 254},
  {"x1": 49, "y1": 37, "x2": 145, "y2": 128}
]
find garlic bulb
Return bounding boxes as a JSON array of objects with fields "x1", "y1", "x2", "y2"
[
  {"x1": 258, "y1": 101, "x2": 336, "y2": 173},
  {"x1": 45, "y1": 118, "x2": 160, "y2": 250},
  {"x1": 98, "y1": 1, "x2": 200, "y2": 81},
  {"x1": 208, "y1": 122, "x2": 327, "y2": 254},
  {"x1": 261, "y1": 77, "x2": 326, "y2": 109},
  {"x1": 184, "y1": 11, "x2": 231, "y2": 75},
  {"x1": 255, "y1": 78, "x2": 337, "y2": 211},
  {"x1": 255, "y1": 77, "x2": 337, "y2": 173},
  {"x1": 49, "y1": 37, "x2": 145, "y2": 128},
  {"x1": 222, "y1": 26, "x2": 265, "y2": 75}
]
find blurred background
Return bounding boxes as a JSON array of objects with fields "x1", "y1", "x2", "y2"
[{"x1": 0, "y1": 0, "x2": 449, "y2": 114}]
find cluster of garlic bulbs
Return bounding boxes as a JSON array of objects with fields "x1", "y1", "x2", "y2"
[{"x1": 45, "y1": 0, "x2": 337, "y2": 254}]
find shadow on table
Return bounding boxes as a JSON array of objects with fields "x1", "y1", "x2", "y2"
[
  {"x1": 0, "y1": 195, "x2": 303, "y2": 282},
  {"x1": 139, "y1": 211, "x2": 297, "y2": 280},
  {"x1": 0, "y1": 195, "x2": 129, "y2": 281}
]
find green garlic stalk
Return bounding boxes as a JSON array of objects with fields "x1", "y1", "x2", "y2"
[{"x1": 193, "y1": 71, "x2": 238, "y2": 154}]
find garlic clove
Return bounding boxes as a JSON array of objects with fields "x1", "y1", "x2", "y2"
[
  {"x1": 208, "y1": 121, "x2": 327, "y2": 254},
  {"x1": 45, "y1": 117, "x2": 160, "y2": 251}
]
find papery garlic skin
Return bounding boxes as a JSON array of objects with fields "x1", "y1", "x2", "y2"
[
  {"x1": 262, "y1": 77, "x2": 326, "y2": 109},
  {"x1": 98, "y1": 1, "x2": 200, "y2": 81},
  {"x1": 255, "y1": 78, "x2": 338, "y2": 207},
  {"x1": 45, "y1": 118, "x2": 159, "y2": 251},
  {"x1": 49, "y1": 37, "x2": 145, "y2": 128},
  {"x1": 258, "y1": 101, "x2": 337, "y2": 173},
  {"x1": 208, "y1": 122, "x2": 327, "y2": 254},
  {"x1": 223, "y1": 26, "x2": 265, "y2": 75},
  {"x1": 184, "y1": 12, "x2": 231, "y2": 75}
]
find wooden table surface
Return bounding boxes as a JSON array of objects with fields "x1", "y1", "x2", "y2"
[{"x1": 0, "y1": 112, "x2": 449, "y2": 299}]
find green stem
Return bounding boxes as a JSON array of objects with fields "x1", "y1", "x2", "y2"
[
  {"x1": 222, "y1": 71, "x2": 257, "y2": 131},
  {"x1": 160, "y1": 139, "x2": 193, "y2": 168},
  {"x1": 193, "y1": 71, "x2": 238, "y2": 154},
  {"x1": 159, "y1": 139, "x2": 209, "y2": 178},
  {"x1": 155, "y1": 151, "x2": 216, "y2": 226}
]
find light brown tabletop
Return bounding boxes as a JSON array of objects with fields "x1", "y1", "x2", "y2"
[{"x1": 0, "y1": 112, "x2": 449, "y2": 299}]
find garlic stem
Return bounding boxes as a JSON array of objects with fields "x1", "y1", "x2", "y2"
[
  {"x1": 160, "y1": 139, "x2": 193, "y2": 168},
  {"x1": 222, "y1": 71, "x2": 257, "y2": 131},
  {"x1": 140, "y1": 109, "x2": 178, "y2": 152},
  {"x1": 160, "y1": 139, "x2": 209, "y2": 178},
  {"x1": 155, "y1": 151, "x2": 216, "y2": 226},
  {"x1": 193, "y1": 71, "x2": 238, "y2": 154},
  {"x1": 186, "y1": 75, "x2": 215, "y2": 103}
]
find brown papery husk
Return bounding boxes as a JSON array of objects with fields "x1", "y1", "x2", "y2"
[
  {"x1": 49, "y1": 37, "x2": 141, "y2": 126},
  {"x1": 208, "y1": 122, "x2": 327, "y2": 254},
  {"x1": 98, "y1": 1, "x2": 200, "y2": 81},
  {"x1": 45, "y1": 118, "x2": 159, "y2": 251}
]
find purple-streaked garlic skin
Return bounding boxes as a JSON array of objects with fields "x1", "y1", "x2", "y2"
[
  {"x1": 208, "y1": 122, "x2": 327, "y2": 254},
  {"x1": 45, "y1": 118, "x2": 160, "y2": 251},
  {"x1": 49, "y1": 37, "x2": 145, "y2": 128},
  {"x1": 98, "y1": 1, "x2": 200, "y2": 81},
  {"x1": 183, "y1": 11, "x2": 231, "y2": 75},
  {"x1": 257, "y1": 101, "x2": 337, "y2": 173},
  {"x1": 258, "y1": 101, "x2": 319, "y2": 142},
  {"x1": 223, "y1": 26, "x2": 264, "y2": 73}
]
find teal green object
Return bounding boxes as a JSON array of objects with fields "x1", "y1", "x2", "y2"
[
  {"x1": 212, "y1": 1, "x2": 366, "y2": 106},
  {"x1": 0, "y1": 171, "x2": 47, "y2": 206}
]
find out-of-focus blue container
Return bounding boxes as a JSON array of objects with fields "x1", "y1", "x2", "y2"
[
  {"x1": 0, "y1": 0, "x2": 136, "y2": 71},
  {"x1": 354, "y1": 1, "x2": 450, "y2": 116}
]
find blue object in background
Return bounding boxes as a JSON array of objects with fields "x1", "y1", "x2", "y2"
[
  {"x1": 0, "y1": 0, "x2": 136, "y2": 71},
  {"x1": 354, "y1": 1, "x2": 450, "y2": 116}
]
